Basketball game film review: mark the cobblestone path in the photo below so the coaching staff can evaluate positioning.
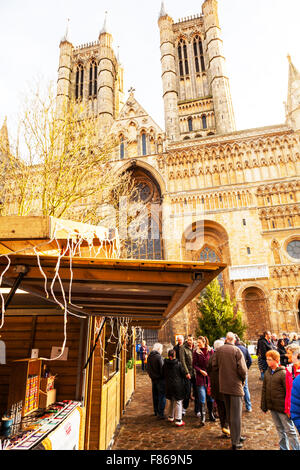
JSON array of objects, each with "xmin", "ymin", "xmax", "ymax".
[{"xmin": 112, "ymin": 361, "xmax": 280, "ymax": 451}]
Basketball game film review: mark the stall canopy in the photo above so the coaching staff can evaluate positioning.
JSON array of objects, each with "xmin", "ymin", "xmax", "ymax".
[{"xmin": 0, "ymin": 217, "xmax": 226, "ymax": 329}]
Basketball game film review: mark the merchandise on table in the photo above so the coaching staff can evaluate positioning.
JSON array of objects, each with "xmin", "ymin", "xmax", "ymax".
[
  {"xmin": 25, "ymin": 375, "xmax": 39, "ymax": 414},
  {"xmin": 0, "ymin": 400, "xmax": 80, "ymax": 450}
]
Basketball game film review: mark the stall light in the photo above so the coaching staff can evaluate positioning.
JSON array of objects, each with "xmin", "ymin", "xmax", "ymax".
[{"xmin": 0, "ymin": 288, "xmax": 29, "ymax": 294}]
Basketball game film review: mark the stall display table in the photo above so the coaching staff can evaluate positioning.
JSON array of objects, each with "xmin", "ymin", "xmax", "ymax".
[{"xmin": 0, "ymin": 400, "xmax": 84, "ymax": 450}]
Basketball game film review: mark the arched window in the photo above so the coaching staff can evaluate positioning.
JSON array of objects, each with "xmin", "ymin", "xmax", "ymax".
[
  {"xmin": 120, "ymin": 135, "xmax": 125, "ymax": 160},
  {"xmin": 125, "ymin": 170, "xmax": 164, "ymax": 261},
  {"xmin": 75, "ymin": 64, "xmax": 84, "ymax": 100},
  {"xmin": 141, "ymin": 132, "xmax": 147, "ymax": 156},
  {"xmin": 198, "ymin": 246, "xmax": 224, "ymax": 294},
  {"xmin": 188, "ymin": 117, "xmax": 193, "ymax": 132},
  {"xmin": 89, "ymin": 60, "xmax": 97, "ymax": 97},
  {"xmin": 199, "ymin": 246, "xmax": 220, "ymax": 263},
  {"xmin": 193, "ymin": 36, "xmax": 205, "ymax": 72},
  {"xmin": 202, "ymin": 115, "xmax": 207, "ymax": 129},
  {"xmin": 178, "ymin": 43, "xmax": 184, "ymax": 77},
  {"xmin": 178, "ymin": 39, "xmax": 189, "ymax": 76}
]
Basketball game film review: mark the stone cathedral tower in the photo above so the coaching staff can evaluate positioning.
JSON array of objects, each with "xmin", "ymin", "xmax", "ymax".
[
  {"xmin": 158, "ymin": 0, "xmax": 236, "ymax": 141},
  {"xmin": 56, "ymin": 15, "xmax": 124, "ymax": 138},
  {"xmin": 50, "ymin": 2, "xmax": 300, "ymax": 341}
]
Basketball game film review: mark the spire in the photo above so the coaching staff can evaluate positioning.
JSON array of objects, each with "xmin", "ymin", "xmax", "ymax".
[
  {"xmin": 99, "ymin": 11, "xmax": 112, "ymax": 47},
  {"xmin": 159, "ymin": 1, "xmax": 167, "ymax": 18},
  {"xmin": 100, "ymin": 11, "xmax": 108, "ymax": 35},
  {"xmin": 60, "ymin": 18, "xmax": 71, "ymax": 44},
  {"xmin": 287, "ymin": 54, "xmax": 300, "ymax": 84},
  {"xmin": 286, "ymin": 54, "xmax": 300, "ymax": 130},
  {"xmin": 0, "ymin": 117, "xmax": 10, "ymax": 155}
]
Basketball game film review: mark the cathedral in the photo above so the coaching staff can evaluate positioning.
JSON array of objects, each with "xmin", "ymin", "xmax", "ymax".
[{"xmin": 2, "ymin": 0, "xmax": 300, "ymax": 341}]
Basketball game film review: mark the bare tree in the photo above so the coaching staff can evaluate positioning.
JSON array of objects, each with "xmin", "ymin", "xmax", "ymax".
[{"xmin": 0, "ymin": 81, "xmax": 133, "ymax": 226}]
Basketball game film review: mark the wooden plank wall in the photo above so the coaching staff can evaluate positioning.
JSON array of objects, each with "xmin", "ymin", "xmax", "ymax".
[
  {"xmin": 124, "ymin": 368, "xmax": 135, "ymax": 406},
  {"xmin": 100, "ymin": 373, "xmax": 121, "ymax": 450},
  {"xmin": 0, "ymin": 314, "xmax": 85, "ymax": 415}
]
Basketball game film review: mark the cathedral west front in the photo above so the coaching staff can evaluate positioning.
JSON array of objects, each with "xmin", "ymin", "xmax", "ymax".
[{"xmin": 1, "ymin": 0, "xmax": 300, "ymax": 341}]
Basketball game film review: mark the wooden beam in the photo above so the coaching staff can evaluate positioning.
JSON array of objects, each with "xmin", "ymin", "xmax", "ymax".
[
  {"xmin": 67, "ymin": 293, "xmax": 172, "ymax": 302},
  {"xmin": 0, "ymin": 216, "xmax": 110, "ymax": 242},
  {"xmin": 0, "ymin": 216, "xmax": 51, "ymax": 241},
  {"xmin": 3, "ymin": 265, "xmax": 196, "ymax": 285},
  {"xmin": 77, "ymin": 304, "xmax": 166, "ymax": 311}
]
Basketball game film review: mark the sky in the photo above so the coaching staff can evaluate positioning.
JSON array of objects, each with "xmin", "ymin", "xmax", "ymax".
[{"xmin": 1, "ymin": 0, "xmax": 300, "ymax": 139}]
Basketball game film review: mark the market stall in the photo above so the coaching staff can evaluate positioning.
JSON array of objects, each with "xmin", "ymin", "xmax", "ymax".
[{"xmin": 0, "ymin": 216, "xmax": 226, "ymax": 450}]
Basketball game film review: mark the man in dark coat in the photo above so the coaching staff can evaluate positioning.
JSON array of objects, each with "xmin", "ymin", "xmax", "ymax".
[
  {"xmin": 146, "ymin": 343, "xmax": 166, "ymax": 419},
  {"xmin": 179, "ymin": 335, "xmax": 196, "ymax": 415},
  {"xmin": 282, "ymin": 333, "xmax": 290, "ymax": 346},
  {"xmin": 173, "ymin": 335, "xmax": 184, "ymax": 360},
  {"xmin": 257, "ymin": 331, "xmax": 276, "ymax": 379},
  {"xmin": 207, "ymin": 339, "xmax": 230, "ymax": 437},
  {"xmin": 162, "ymin": 349, "xmax": 186, "ymax": 427},
  {"xmin": 215, "ymin": 332, "xmax": 247, "ymax": 450}
]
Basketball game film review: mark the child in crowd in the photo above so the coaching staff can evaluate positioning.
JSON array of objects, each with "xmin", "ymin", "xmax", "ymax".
[
  {"xmin": 261, "ymin": 350, "xmax": 300, "ymax": 450},
  {"xmin": 162, "ymin": 349, "xmax": 186, "ymax": 427}
]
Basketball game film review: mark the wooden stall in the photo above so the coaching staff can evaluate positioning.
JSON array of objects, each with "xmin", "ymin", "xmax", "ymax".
[{"xmin": 0, "ymin": 216, "xmax": 226, "ymax": 450}]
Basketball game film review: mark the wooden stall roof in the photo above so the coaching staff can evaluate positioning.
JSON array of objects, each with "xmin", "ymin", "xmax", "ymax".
[
  {"xmin": 0, "ymin": 216, "xmax": 116, "ymax": 255},
  {"xmin": 0, "ymin": 217, "xmax": 226, "ymax": 329}
]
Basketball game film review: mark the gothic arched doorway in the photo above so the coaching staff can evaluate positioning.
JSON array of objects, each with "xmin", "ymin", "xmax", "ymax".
[
  {"xmin": 123, "ymin": 165, "xmax": 164, "ymax": 260},
  {"xmin": 242, "ymin": 287, "xmax": 271, "ymax": 338},
  {"xmin": 161, "ymin": 220, "xmax": 232, "ymax": 343},
  {"xmin": 182, "ymin": 220, "xmax": 231, "ymax": 295}
]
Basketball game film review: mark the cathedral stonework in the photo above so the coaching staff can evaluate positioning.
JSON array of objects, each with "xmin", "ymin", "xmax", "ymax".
[
  {"xmin": 2, "ymin": 1, "xmax": 299, "ymax": 341},
  {"xmin": 52, "ymin": 0, "xmax": 300, "ymax": 341}
]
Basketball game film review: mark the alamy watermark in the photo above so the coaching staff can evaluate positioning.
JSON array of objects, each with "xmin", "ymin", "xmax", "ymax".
[{"xmin": 97, "ymin": 197, "xmax": 205, "ymax": 251}]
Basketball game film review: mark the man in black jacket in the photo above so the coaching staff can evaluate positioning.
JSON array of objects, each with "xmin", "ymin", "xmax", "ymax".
[
  {"xmin": 147, "ymin": 343, "xmax": 166, "ymax": 419},
  {"xmin": 179, "ymin": 335, "xmax": 196, "ymax": 416},
  {"xmin": 174, "ymin": 335, "xmax": 184, "ymax": 360},
  {"xmin": 257, "ymin": 331, "xmax": 276, "ymax": 379}
]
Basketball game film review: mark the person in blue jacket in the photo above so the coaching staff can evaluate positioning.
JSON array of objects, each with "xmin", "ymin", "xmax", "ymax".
[
  {"xmin": 235, "ymin": 335, "xmax": 253, "ymax": 412},
  {"xmin": 291, "ymin": 373, "xmax": 300, "ymax": 433}
]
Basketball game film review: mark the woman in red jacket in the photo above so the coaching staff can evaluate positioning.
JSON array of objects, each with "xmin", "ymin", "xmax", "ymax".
[
  {"xmin": 285, "ymin": 344, "xmax": 300, "ymax": 417},
  {"xmin": 192, "ymin": 336, "xmax": 215, "ymax": 426}
]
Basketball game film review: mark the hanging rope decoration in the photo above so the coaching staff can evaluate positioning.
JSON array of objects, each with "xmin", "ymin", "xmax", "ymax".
[
  {"xmin": 97, "ymin": 316, "xmax": 144, "ymax": 365},
  {"xmin": 0, "ymin": 218, "xmax": 127, "ymax": 361},
  {"xmin": 0, "ymin": 255, "xmax": 11, "ymax": 329}
]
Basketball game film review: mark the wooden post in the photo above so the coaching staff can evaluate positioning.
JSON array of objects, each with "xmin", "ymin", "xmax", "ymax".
[
  {"xmin": 27, "ymin": 316, "xmax": 37, "ymax": 357},
  {"xmin": 119, "ymin": 325, "xmax": 126, "ymax": 416},
  {"xmin": 132, "ymin": 327, "xmax": 136, "ymax": 390},
  {"xmin": 83, "ymin": 317, "xmax": 105, "ymax": 450},
  {"xmin": 83, "ymin": 317, "xmax": 95, "ymax": 450}
]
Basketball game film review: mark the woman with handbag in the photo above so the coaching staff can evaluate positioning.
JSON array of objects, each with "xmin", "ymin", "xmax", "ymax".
[{"xmin": 192, "ymin": 336, "xmax": 215, "ymax": 426}]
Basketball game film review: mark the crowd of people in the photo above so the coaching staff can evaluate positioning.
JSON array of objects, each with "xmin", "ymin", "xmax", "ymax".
[{"xmin": 143, "ymin": 330, "xmax": 300, "ymax": 451}]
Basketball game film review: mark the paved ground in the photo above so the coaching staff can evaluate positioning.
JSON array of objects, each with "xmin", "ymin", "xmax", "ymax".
[{"xmin": 112, "ymin": 360, "xmax": 280, "ymax": 451}]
